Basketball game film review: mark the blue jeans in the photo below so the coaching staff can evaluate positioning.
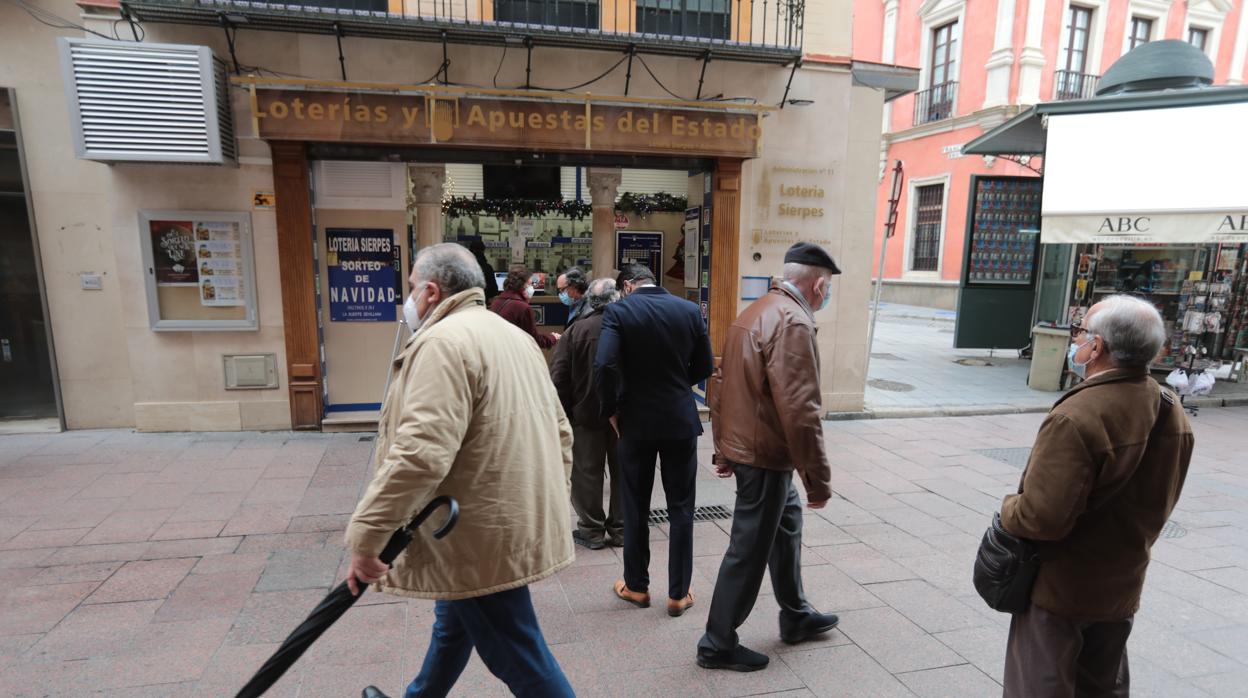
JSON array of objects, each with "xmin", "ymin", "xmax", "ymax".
[{"xmin": 404, "ymin": 585, "xmax": 574, "ymax": 698}]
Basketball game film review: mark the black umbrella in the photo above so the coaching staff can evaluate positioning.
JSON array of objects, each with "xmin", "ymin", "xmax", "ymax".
[{"xmin": 235, "ymin": 496, "xmax": 459, "ymax": 698}]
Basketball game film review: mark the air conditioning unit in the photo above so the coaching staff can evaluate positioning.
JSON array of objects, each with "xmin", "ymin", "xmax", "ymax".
[{"xmin": 58, "ymin": 38, "xmax": 237, "ymax": 165}]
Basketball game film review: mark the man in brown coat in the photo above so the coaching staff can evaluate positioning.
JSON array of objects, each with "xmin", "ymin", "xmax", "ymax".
[
  {"xmin": 550, "ymin": 277, "xmax": 624, "ymax": 550},
  {"xmin": 696, "ymin": 242, "xmax": 841, "ymax": 672},
  {"xmin": 1001, "ymin": 293, "xmax": 1194, "ymax": 696}
]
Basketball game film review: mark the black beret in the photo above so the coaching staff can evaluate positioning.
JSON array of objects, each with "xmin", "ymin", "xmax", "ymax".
[{"xmin": 783, "ymin": 242, "xmax": 841, "ymax": 274}]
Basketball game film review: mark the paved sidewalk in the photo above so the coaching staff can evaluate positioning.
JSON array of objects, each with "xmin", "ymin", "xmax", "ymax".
[{"xmin": 2, "ymin": 408, "xmax": 1247, "ymax": 696}]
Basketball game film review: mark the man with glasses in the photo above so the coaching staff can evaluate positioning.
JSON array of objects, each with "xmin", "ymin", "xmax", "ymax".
[{"xmin": 556, "ymin": 267, "xmax": 589, "ymax": 328}]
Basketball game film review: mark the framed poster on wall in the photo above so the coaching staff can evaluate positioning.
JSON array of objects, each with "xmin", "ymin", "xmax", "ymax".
[
  {"xmin": 325, "ymin": 228, "xmax": 398, "ymax": 322},
  {"xmin": 139, "ymin": 210, "xmax": 258, "ymax": 331},
  {"xmin": 616, "ymin": 231, "xmax": 664, "ymax": 274}
]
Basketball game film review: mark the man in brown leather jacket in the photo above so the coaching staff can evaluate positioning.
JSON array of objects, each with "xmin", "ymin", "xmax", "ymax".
[
  {"xmin": 696, "ymin": 242, "xmax": 840, "ymax": 673},
  {"xmin": 1001, "ymin": 294, "xmax": 1193, "ymax": 696}
]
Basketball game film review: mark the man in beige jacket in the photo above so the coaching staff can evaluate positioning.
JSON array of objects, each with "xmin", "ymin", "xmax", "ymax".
[{"xmin": 345, "ymin": 244, "xmax": 575, "ymax": 698}]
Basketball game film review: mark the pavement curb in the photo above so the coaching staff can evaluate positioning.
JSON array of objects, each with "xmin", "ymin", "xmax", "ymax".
[{"xmin": 830, "ymin": 394, "xmax": 1248, "ymax": 420}]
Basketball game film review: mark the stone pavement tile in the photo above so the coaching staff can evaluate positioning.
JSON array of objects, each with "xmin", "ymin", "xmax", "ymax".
[
  {"xmin": 226, "ymin": 588, "xmax": 329, "ymax": 645},
  {"xmin": 894, "ymin": 553, "xmax": 972, "ymax": 594},
  {"xmin": 143, "ymin": 536, "xmax": 240, "ymax": 560},
  {"xmin": 1193, "ymin": 566, "xmax": 1248, "ymax": 595},
  {"xmin": 1146, "ymin": 562, "xmax": 1245, "ymax": 605},
  {"xmin": 165, "ymin": 492, "xmax": 247, "ymax": 523},
  {"xmin": 0, "ymin": 581, "xmax": 99, "ymax": 635},
  {"xmin": 25, "ymin": 560, "xmax": 122, "ymax": 586},
  {"xmin": 80, "ymin": 508, "xmax": 176, "ymax": 545},
  {"xmin": 302, "ymin": 659, "xmax": 405, "ymax": 697},
  {"xmin": 838, "ymin": 606, "xmax": 965, "ymax": 674},
  {"xmin": 1127, "ymin": 619, "xmax": 1243, "ymax": 678},
  {"xmin": 26, "ymin": 599, "xmax": 160, "ymax": 661},
  {"xmin": 566, "ymin": 543, "xmax": 620, "ymax": 569},
  {"xmin": 264, "ymin": 459, "xmax": 324, "ymax": 480},
  {"xmin": 42, "ymin": 541, "xmax": 150, "ymax": 566},
  {"xmin": 154, "ymin": 462, "xmax": 216, "ymax": 486},
  {"xmin": 1192, "ymin": 624, "xmax": 1248, "ymax": 665},
  {"xmin": 1128, "ymin": 658, "xmax": 1215, "ymax": 697},
  {"xmin": 894, "ymin": 491, "xmax": 979, "ymax": 520},
  {"xmin": 0, "ymin": 526, "xmax": 92, "ymax": 550},
  {"xmin": 819, "ymin": 543, "xmax": 918, "ymax": 585},
  {"xmin": 85, "ymin": 557, "xmax": 196, "ymax": 604},
  {"xmin": 193, "ymin": 641, "xmax": 302, "ymax": 697},
  {"xmin": 149, "ymin": 519, "xmax": 226, "ymax": 541},
  {"xmin": 911, "ymin": 480, "xmax": 1002, "ymax": 518},
  {"xmin": 297, "ymin": 485, "xmax": 362, "ymax": 516},
  {"xmin": 530, "ymin": 584, "xmax": 582, "ymax": 646},
  {"xmin": 692, "ymin": 521, "xmax": 731, "ymax": 557},
  {"xmin": 0, "ymin": 486, "xmax": 84, "ymax": 517},
  {"xmin": 898, "ymin": 663, "xmax": 1000, "ymax": 697},
  {"xmin": 738, "ymin": 593, "xmax": 852, "ymax": 656},
  {"xmin": 842, "ymin": 522, "xmax": 934, "ymax": 559},
  {"xmin": 235, "ymin": 530, "xmax": 332, "ymax": 554},
  {"xmin": 559, "ymin": 561, "xmax": 637, "ymax": 614},
  {"xmin": 1137, "ymin": 585, "xmax": 1240, "ymax": 632},
  {"xmin": 797, "ymin": 562, "xmax": 886, "ymax": 614},
  {"xmin": 309, "ymin": 464, "xmax": 365, "ymax": 487},
  {"xmin": 121, "ymin": 482, "xmax": 200, "ymax": 511},
  {"xmin": 873, "ymin": 507, "xmax": 961, "ymax": 538},
  {"xmin": 94, "ymin": 681, "xmax": 198, "ymax": 697},
  {"xmin": 156, "ymin": 568, "xmax": 261, "ymax": 622},
  {"xmin": 932, "ymin": 624, "xmax": 1008, "ymax": 684},
  {"xmin": 923, "ymin": 532, "xmax": 981, "ymax": 559},
  {"xmin": 0, "ymin": 515, "xmax": 36, "ymax": 543},
  {"xmin": 79, "ymin": 617, "xmax": 233, "ymax": 691},
  {"xmin": 191, "ymin": 551, "xmax": 271, "ymax": 575},
  {"xmin": 222, "ymin": 502, "xmax": 299, "ymax": 537},
  {"xmin": 596, "ymin": 664, "xmax": 712, "ymax": 698},
  {"xmin": 77, "ymin": 472, "xmax": 159, "ymax": 500},
  {"xmin": 193, "ymin": 467, "xmax": 264, "ymax": 495},
  {"xmin": 286, "ymin": 513, "xmax": 350, "ymax": 533},
  {"xmin": 1191, "ymin": 669, "xmax": 1248, "ymax": 698},
  {"xmin": 245, "ymin": 477, "xmax": 313, "ymax": 505},
  {"xmin": 865, "ymin": 580, "xmax": 987, "ymax": 634},
  {"xmin": 254, "ymin": 548, "xmax": 342, "ymax": 592},
  {"xmin": 801, "ymin": 514, "xmax": 856, "ymax": 547},
  {"xmin": 816, "ymin": 499, "xmax": 881, "ymax": 527},
  {"xmin": 25, "ymin": 498, "xmax": 126, "ymax": 532},
  {"xmin": 0, "ymin": 566, "xmax": 41, "ymax": 587},
  {"xmin": 781, "ymin": 643, "xmax": 912, "ymax": 698},
  {"xmin": 856, "ymin": 468, "xmax": 926, "ymax": 495},
  {"xmin": 698, "ymin": 651, "xmax": 807, "ymax": 697},
  {"xmin": 832, "ymin": 482, "xmax": 903, "ymax": 512},
  {"xmin": 304, "ymin": 600, "xmax": 404, "ymax": 667}
]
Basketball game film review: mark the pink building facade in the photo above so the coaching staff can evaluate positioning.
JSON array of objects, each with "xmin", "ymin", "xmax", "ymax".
[{"xmin": 855, "ymin": 0, "xmax": 1248, "ymax": 308}]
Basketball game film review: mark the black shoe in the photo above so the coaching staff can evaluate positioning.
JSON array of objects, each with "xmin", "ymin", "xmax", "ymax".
[
  {"xmin": 780, "ymin": 611, "xmax": 840, "ymax": 645},
  {"xmin": 362, "ymin": 687, "xmax": 390, "ymax": 698},
  {"xmin": 606, "ymin": 535, "xmax": 624, "ymax": 548},
  {"xmin": 573, "ymin": 530, "xmax": 606, "ymax": 550},
  {"xmin": 696, "ymin": 645, "xmax": 770, "ymax": 672}
]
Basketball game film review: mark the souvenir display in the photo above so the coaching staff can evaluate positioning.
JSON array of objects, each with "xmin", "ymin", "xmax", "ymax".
[{"xmin": 966, "ymin": 178, "xmax": 1042, "ymax": 286}]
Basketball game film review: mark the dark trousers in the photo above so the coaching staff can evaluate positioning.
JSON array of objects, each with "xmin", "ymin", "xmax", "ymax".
[
  {"xmin": 616, "ymin": 435, "xmax": 697, "ymax": 601},
  {"xmin": 404, "ymin": 585, "xmax": 574, "ymax": 698},
  {"xmin": 699, "ymin": 463, "xmax": 814, "ymax": 652},
  {"xmin": 571, "ymin": 425, "xmax": 623, "ymax": 544},
  {"xmin": 1004, "ymin": 604, "xmax": 1133, "ymax": 698}
]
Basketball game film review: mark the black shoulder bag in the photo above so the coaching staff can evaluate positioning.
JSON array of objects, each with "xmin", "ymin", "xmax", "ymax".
[{"xmin": 973, "ymin": 383, "xmax": 1175, "ymax": 614}]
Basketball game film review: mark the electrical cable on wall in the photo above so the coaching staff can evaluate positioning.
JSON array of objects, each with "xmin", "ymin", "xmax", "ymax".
[{"xmin": 7, "ymin": 0, "xmax": 119, "ymax": 41}]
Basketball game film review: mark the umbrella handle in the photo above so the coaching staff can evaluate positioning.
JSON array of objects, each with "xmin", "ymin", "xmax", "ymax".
[{"xmin": 410, "ymin": 495, "xmax": 459, "ymax": 540}]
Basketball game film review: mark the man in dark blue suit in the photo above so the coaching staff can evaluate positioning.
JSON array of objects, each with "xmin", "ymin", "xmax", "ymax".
[{"xmin": 595, "ymin": 264, "xmax": 714, "ymax": 617}]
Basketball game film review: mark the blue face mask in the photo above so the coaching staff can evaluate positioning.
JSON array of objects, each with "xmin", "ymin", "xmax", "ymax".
[
  {"xmin": 818, "ymin": 285, "xmax": 832, "ymax": 312},
  {"xmin": 559, "ymin": 291, "xmax": 572, "ymax": 306},
  {"xmin": 1068, "ymin": 337, "xmax": 1094, "ymax": 378}
]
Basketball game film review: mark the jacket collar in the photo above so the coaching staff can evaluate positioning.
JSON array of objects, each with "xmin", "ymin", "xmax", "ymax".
[
  {"xmin": 630, "ymin": 285, "xmax": 668, "ymax": 296},
  {"xmin": 497, "ymin": 289, "xmax": 527, "ymax": 302},
  {"xmin": 403, "ymin": 288, "xmax": 486, "ymax": 349},
  {"xmin": 773, "ymin": 281, "xmax": 814, "ymax": 321},
  {"xmin": 1053, "ymin": 366, "xmax": 1151, "ymax": 409}
]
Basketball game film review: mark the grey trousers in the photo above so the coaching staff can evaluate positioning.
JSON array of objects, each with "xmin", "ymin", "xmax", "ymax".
[
  {"xmin": 1004, "ymin": 604, "xmax": 1132, "ymax": 698},
  {"xmin": 570, "ymin": 424, "xmax": 623, "ymax": 544},
  {"xmin": 699, "ymin": 463, "xmax": 813, "ymax": 653}
]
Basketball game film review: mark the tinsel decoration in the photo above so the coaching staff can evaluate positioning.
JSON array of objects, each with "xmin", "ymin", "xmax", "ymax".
[
  {"xmin": 442, "ymin": 196, "xmax": 593, "ymax": 221},
  {"xmin": 616, "ymin": 192, "xmax": 689, "ymax": 215}
]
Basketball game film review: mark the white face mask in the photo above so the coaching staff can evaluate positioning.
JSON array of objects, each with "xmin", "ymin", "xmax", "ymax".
[
  {"xmin": 1067, "ymin": 336, "xmax": 1095, "ymax": 378},
  {"xmin": 402, "ymin": 293, "xmax": 421, "ymax": 332},
  {"xmin": 524, "ymin": 286, "xmax": 534, "ymax": 300}
]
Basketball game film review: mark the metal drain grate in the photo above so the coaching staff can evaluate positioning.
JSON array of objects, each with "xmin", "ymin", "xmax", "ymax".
[
  {"xmin": 648, "ymin": 504, "xmax": 732, "ymax": 526},
  {"xmin": 868, "ymin": 378, "xmax": 916, "ymax": 392},
  {"xmin": 871, "ymin": 353, "xmax": 906, "ymax": 361},
  {"xmin": 1160, "ymin": 520, "xmax": 1187, "ymax": 539},
  {"xmin": 973, "ymin": 447, "xmax": 1033, "ymax": 469}
]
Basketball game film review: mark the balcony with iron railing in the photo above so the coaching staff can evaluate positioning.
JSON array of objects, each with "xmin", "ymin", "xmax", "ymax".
[
  {"xmin": 1051, "ymin": 70, "xmax": 1100, "ymax": 101},
  {"xmin": 121, "ymin": 0, "xmax": 806, "ymax": 64},
  {"xmin": 912, "ymin": 81, "xmax": 956, "ymax": 126}
]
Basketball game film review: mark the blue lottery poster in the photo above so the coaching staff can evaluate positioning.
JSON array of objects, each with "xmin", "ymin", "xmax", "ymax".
[
  {"xmin": 616, "ymin": 231, "xmax": 664, "ymax": 274},
  {"xmin": 326, "ymin": 228, "xmax": 397, "ymax": 322}
]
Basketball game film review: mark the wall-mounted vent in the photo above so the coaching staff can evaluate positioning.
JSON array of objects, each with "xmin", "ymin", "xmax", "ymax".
[
  {"xmin": 58, "ymin": 38, "xmax": 236, "ymax": 165},
  {"xmin": 312, "ymin": 161, "xmax": 407, "ymax": 210}
]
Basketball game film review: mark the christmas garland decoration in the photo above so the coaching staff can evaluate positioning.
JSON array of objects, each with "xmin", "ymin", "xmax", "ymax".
[
  {"xmin": 616, "ymin": 192, "xmax": 689, "ymax": 215},
  {"xmin": 442, "ymin": 196, "xmax": 593, "ymax": 220}
]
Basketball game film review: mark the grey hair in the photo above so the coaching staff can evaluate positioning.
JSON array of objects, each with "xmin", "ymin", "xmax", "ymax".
[
  {"xmin": 585, "ymin": 278, "xmax": 619, "ymax": 310},
  {"xmin": 562, "ymin": 267, "xmax": 589, "ymax": 293},
  {"xmin": 783, "ymin": 262, "xmax": 827, "ymax": 283},
  {"xmin": 1086, "ymin": 294, "xmax": 1166, "ymax": 368},
  {"xmin": 413, "ymin": 243, "xmax": 485, "ymax": 295}
]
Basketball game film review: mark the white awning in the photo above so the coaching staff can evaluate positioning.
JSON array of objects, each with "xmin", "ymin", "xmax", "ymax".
[{"xmin": 1040, "ymin": 101, "xmax": 1248, "ymax": 243}]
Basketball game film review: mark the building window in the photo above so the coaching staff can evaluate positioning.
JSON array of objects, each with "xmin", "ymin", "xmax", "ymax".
[
  {"xmin": 930, "ymin": 21, "xmax": 958, "ymax": 89},
  {"xmin": 910, "ymin": 184, "xmax": 944, "ymax": 272},
  {"xmin": 495, "ymin": 0, "xmax": 599, "ymax": 30},
  {"xmin": 636, "ymin": 0, "xmax": 730, "ymax": 41},
  {"xmin": 1062, "ymin": 6, "xmax": 1093, "ymax": 74},
  {"xmin": 1129, "ymin": 16, "xmax": 1153, "ymax": 50},
  {"xmin": 1189, "ymin": 26, "xmax": 1210, "ymax": 52}
]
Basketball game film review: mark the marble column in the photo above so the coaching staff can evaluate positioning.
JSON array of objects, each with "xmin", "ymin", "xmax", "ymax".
[
  {"xmin": 408, "ymin": 164, "xmax": 446, "ymax": 252},
  {"xmin": 587, "ymin": 168, "xmax": 622, "ymax": 278}
]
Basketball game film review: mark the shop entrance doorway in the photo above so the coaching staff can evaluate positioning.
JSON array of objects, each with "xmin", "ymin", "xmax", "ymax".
[{"xmin": 0, "ymin": 89, "xmax": 60, "ymax": 425}]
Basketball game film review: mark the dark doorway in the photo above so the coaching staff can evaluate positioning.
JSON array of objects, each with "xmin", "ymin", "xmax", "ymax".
[{"xmin": 0, "ymin": 90, "xmax": 58, "ymax": 421}]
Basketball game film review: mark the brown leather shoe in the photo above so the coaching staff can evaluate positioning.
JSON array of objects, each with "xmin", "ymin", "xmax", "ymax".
[
  {"xmin": 667, "ymin": 592, "xmax": 695, "ymax": 617},
  {"xmin": 613, "ymin": 580, "xmax": 651, "ymax": 608}
]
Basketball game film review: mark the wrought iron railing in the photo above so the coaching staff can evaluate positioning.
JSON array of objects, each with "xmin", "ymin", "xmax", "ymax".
[
  {"xmin": 1051, "ymin": 70, "xmax": 1100, "ymax": 101},
  {"xmin": 122, "ymin": 0, "xmax": 805, "ymax": 61},
  {"xmin": 912, "ymin": 81, "xmax": 956, "ymax": 126}
]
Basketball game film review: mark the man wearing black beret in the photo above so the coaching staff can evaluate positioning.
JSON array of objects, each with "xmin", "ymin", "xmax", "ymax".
[{"xmin": 697, "ymin": 242, "xmax": 841, "ymax": 672}]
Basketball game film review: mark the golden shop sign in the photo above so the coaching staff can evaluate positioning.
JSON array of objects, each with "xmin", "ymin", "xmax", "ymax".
[{"xmin": 250, "ymin": 89, "xmax": 762, "ymax": 158}]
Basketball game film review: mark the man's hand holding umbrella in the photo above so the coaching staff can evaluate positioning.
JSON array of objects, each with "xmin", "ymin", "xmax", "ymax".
[{"xmin": 347, "ymin": 553, "xmax": 390, "ymax": 596}]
